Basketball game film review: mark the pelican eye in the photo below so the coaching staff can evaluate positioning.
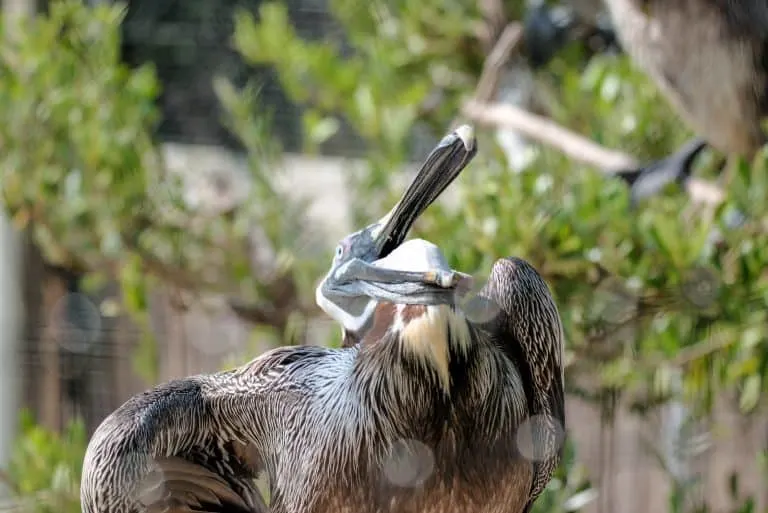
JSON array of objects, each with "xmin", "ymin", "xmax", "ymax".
[{"xmin": 335, "ymin": 245, "xmax": 344, "ymax": 259}]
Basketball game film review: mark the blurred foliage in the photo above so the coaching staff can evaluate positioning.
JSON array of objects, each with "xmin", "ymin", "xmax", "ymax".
[
  {"xmin": 235, "ymin": 0, "xmax": 768, "ymax": 509},
  {"xmin": 1, "ymin": 0, "xmax": 768, "ymax": 512},
  {"xmin": 232, "ymin": 0, "xmax": 486, "ymax": 221},
  {"xmin": 0, "ymin": 411, "xmax": 84, "ymax": 513},
  {"xmin": 0, "ymin": 0, "xmax": 326, "ymax": 382},
  {"xmin": 233, "ymin": 0, "xmax": 768, "ymax": 416},
  {"xmin": 531, "ymin": 440, "xmax": 596, "ymax": 513}
]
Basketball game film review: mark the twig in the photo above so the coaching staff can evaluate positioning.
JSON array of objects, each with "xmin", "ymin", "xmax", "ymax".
[
  {"xmin": 473, "ymin": 23, "xmax": 524, "ymax": 103},
  {"xmin": 117, "ymin": 218, "xmax": 308, "ymax": 333},
  {"xmin": 462, "ymin": 99, "xmax": 726, "ymax": 206},
  {"xmin": 450, "ymin": 22, "xmax": 524, "ymax": 132},
  {"xmin": 568, "ymin": 330, "xmax": 737, "ymax": 375},
  {"xmin": 476, "ymin": 0, "xmax": 508, "ymax": 52},
  {"xmin": 660, "ymin": 332, "xmax": 736, "ymax": 369},
  {"xmin": 464, "ymin": 99, "xmax": 636, "ymax": 168}
]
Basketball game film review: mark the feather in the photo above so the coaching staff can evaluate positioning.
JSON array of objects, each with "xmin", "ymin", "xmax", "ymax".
[
  {"xmin": 82, "ymin": 257, "xmax": 564, "ymax": 513},
  {"xmin": 134, "ymin": 456, "xmax": 261, "ymax": 513}
]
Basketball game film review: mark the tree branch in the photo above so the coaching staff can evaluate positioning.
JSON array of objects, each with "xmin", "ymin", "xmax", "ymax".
[
  {"xmin": 464, "ymin": 99, "xmax": 636, "ymax": 168},
  {"xmin": 656, "ymin": 331, "xmax": 736, "ymax": 369},
  {"xmin": 116, "ymin": 215, "xmax": 312, "ymax": 336},
  {"xmin": 462, "ymin": 99, "xmax": 726, "ymax": 206},
  {"xmin": 473, "ymin": 23, "xmax": 523, "ymax": 103},
  {"xmin": 475, "ymin": 0, "xmax": 508, "ymax": 53}
]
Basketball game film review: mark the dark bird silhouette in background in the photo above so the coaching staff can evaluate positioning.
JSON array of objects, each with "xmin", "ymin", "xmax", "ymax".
[
  {"xmin": 524, "ymin": 0, "xmax": 620, "ymax": 69},
  {"xmin": 80, "ymin": 125, "xmax": 565, "ymax": 513}
]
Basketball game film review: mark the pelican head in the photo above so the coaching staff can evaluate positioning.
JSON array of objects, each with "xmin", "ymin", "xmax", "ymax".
[{"xmin": 316, "ymin": 125, "xmax": 478, "ymax": 336}]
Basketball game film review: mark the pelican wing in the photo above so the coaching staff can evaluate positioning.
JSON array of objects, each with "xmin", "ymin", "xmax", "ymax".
[
  {"xmin": 475, "ymin": 257, "xmax": 566, "ymax": 510},
  {"xmin": 82, "ymin": 346, "xmax": 331, "ymax": 513},
  {"xmin": 135, "ymin": 455, "xmax": 268, "ymax": 513}
]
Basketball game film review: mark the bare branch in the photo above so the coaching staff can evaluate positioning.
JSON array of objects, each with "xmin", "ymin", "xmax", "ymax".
[
  {"xmin": 450, "ymin": 22, "xmax": 523, "ymax": 131},
  {"xmin": 462, "ymin": 99, "xmax": 725, "ymax": 206},
  {"xmin": 665, "ymin": 333, "xmax": 736, "ymax": 368},
  {"xmin": 683, "ymin": 179, "xmax": 725, "ymax": 206},
  {"xmin": 116, "ymin": 215, "xmax": 310, "ymax": 335},
  {"xmin": 473, "ymin": 23, "xmax": 524, "ymax": 103},
  {"xmin": 476, "ymin": 0, "xmax": 508, "ymax": 52},
  {"xmin": 464, "ymin": 99, "xmax": 638, "ymax": 169}
]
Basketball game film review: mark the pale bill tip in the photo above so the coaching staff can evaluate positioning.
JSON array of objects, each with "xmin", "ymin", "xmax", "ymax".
[{"xmin": 453, "ymin": 124, "xmax": 475, "ymax": 151}]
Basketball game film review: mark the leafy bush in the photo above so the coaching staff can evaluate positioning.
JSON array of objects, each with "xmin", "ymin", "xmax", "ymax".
[
  {"xmin": 233, "ymin": 0, "xmax": 768, "ymax": 417},
  {"xmin": 0, "ymin": 411, "xmax": 85, "ymax": 513},
  {"xmin": 0, "ymin": 0, "xmax": 325, "ymax": 380},
  {"xmin": 234, "ymin": 1, "xmax": 768, "ymax": 509}
]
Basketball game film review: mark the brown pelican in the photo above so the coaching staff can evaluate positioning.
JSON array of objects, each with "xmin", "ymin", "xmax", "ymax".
[
  {"xmin": 603, "ymin": 0, "xmax": 768, "ymax": 201},
  {"xmin": 80, "ymin": 125, "xmax": 565, "ymax": 513}
]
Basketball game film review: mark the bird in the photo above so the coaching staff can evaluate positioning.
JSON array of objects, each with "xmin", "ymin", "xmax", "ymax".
[
  {"xmin": 523, "ymin": 1, "xmax": 619, "ymax": 69},
  {"xmin": 80, "ymin": 124, "xmax": 566, "ymax": 513},
  {"xmin": 602, "ymin": 0, "xmax": 768, "ymax": 201}
]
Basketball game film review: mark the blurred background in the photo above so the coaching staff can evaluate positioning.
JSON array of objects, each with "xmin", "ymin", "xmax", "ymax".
[{"xmin": 0, "ymin": 0, "xmax": 767, "ymax": 512}]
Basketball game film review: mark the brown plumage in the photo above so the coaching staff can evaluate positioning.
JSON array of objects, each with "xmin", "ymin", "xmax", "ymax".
[
  {"xmin": 605, "ymin": 0, "xmax": 768, "ymax": 199},
  {"xmin": 81, "ymin": 125, "xmax": 564, "ymax": 513},
  {"xmin": 80, "ymin": 258, "xmax": 565, "ymax": 513},
  {"xmin": 136, "ymin": 455, "xmax": 268, "ymax": 513}
]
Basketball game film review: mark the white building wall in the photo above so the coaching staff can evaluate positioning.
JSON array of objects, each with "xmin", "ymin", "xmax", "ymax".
[
  {"xmin": 1, "ymin": 0, "xmax": 34, "ymax": 495},
  {"xmin": 0, "ymin": 215, "xmax": 22, "ymax": 495}
]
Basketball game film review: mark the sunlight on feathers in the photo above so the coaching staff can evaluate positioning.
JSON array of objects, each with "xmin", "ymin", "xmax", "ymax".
[{"xmin": 393, "ymin": 304, "xmax": 471, "ymax": 393}]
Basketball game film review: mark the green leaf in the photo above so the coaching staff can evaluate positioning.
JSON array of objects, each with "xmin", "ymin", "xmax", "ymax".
[
  {"xmin": 303, "ymin": 110, "xmax": 340, "ymax": 151},
  {"xmin": 739, "ymin": 375, "xmax": 761, "ymax": 413}
]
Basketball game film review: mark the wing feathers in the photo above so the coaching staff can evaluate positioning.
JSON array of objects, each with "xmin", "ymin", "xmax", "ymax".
[{"xmin": 135, "ymin": 456, "xmax": 265, "ymax": 513}]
